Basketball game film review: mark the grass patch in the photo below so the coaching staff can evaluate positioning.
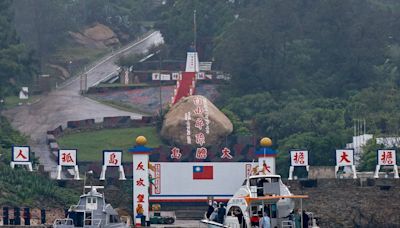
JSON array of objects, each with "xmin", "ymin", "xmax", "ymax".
[
  {"xmin": 86, "ymin": 96, "xmax": 151, "ymax": 115},
  {"xmin": 53, "ymin": 44, "xmax": 111, "ymax": 64},
  {"xmin": 57, "ymin": 127, "xmax": 163, "ymax": 162},
  {"xmin": 96, "ymin": 83, "xmax": 150, "ymax": 88},
  {"xmin": 3, "ymin": 95, "xmax": 41, "ymax": 109}
]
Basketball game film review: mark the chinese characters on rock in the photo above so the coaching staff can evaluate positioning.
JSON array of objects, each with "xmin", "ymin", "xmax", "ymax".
[
  {"xmin": 192, "ymin": 97, "xmax": 210, "ymax": 157},
  {"xmin": 170, "ymin": 147, "xmax": 182, "ymax": 160}
]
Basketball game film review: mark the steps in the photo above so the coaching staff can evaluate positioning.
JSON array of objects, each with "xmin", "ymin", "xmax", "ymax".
[
  {"xmin": 172, "ymin": 72, "xmax": 196, "ymax": 105},
  {"xmin": 160, "ymin": 205, "xmax": 207, "ymax": 220}
]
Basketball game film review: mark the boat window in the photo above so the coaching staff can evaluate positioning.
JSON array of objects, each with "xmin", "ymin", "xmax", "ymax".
[
  {"xmin": 242, "ymin": 179, "xmax": 247, "ymax": 186},
  {"xmin": 85, "ymin": 212, "xmax": 92, "ymax": 225},
  {"xmin": 109, "ymin": 215, "xmax": 120, "ymax": 223},
  {"xmin": 92, "ymin": 198, "xmax": 97, "ymax": 204},
  {"xmin": 250, "ymin": 178, "xmax": 258, "ymax": 186},
  {"xmin": 87, "ymin": 198, "xmax": 91, "ymax": 203},
  {"xmin": 271, "ymin": 177, "xmax": 279, "ymax": 182}
]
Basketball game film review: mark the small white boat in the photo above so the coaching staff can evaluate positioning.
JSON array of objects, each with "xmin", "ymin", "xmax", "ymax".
[{"xmin": 53, "ymin": 186, "xmax": 129, "ymax": 228}]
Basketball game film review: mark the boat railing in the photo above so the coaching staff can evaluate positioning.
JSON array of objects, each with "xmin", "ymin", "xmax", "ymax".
[
  {"xmin": 53, "ymin": 218, "xmax": 74, "ymax": 226},
  {"xmin": 281, "ymin": 220, "xmax": 294, "ymax": 227},
  {"xmin": 107, "ymin": 223, "xmax": 128, "ymax": 228},
  {"xmin": 84, "ymin": 218, "xmax": 102, "ymax": 227},
  {"xmin": 69, "ymin": 204, "xmax": 109, "ymax": 212}
]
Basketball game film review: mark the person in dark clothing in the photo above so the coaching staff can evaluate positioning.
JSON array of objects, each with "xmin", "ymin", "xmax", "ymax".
[
  {"xmin": 206, "ymin": 200, "xmax": 214, "ymax": 219},
  {"xmin": 302, "ymin": 210, "xmax": 309, "ymax": 228},
  {"xmin": 217, "ymin": 202, "xmax": 226, "ymax": 224}
]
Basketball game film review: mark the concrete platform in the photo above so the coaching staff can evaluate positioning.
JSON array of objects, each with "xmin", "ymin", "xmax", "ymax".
[{"xmin": 149, "ymin": 219, "xmax": 207, "ymax": 228}]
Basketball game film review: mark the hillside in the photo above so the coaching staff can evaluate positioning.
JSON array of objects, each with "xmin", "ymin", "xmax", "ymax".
[
  {"xmin": 0, "ymin": 116, "xmax": 79, "ymax": 207},
  {"xmin": 156, "ymin": 0, "xmax": 400, "ymax": 173}
]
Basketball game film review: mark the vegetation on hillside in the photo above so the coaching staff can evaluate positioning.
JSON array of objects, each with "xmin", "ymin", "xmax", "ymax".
[
  {"xmin": 156, "ymin": 0, "xmax": 400, "ymax": 174},
  {"xmin": 0, "ymin": 0, "xmax": 37, "ymax": 98},
  {"xmin": 0, "ymin": 116, "xmax": 79, "ymax": 207}
]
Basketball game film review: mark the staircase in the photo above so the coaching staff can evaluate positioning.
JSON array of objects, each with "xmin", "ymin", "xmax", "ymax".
[
  {"xmin": 160, "ymin": 204, "xmax": 207, "ymax": 220},
  {"xmin": 170, "ymin": 49, "xmax": 199, "ymax": 105},
  {"xmin": 171, "ymin": 72, "xmax": 196, "ymax": 105}
]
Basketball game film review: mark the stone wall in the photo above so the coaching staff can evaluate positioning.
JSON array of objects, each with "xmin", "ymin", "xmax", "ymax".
[{"xmin": 284, "ymin": 178, "xmax": 400, "ymax": 227}]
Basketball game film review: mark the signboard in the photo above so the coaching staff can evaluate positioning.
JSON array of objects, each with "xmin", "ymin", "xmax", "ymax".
[
  {"xmin": 196, "ymin": 72, "xmax": 205, "ymax": 80},
  {"xmin": 103, "ymin": 151, "xmax": 122, "ymax": 167},
  {"xmin": 160, "ymin": 74, "xmax": 171, "ymax": 81},
  {"xmin": 377, "ymin": 149, "xmax": 396, "ymax": 165},
  {"xmin": 172, "ymin": 72, "xmax": 180, "ymax": 80},
  {"xmin": 290, "ymin": 150, "xmax": 308, "ymax": 166},
  {"xmin": 58, "ymin": 149, "xmax": 77, "ymax": 166},
  {"xmin": 12, "ymin": 146, "xmax": 30, "ymax": 162},
  {"xmin": 336, "ymin": 149, "xmax": 354, "ymax": 166},
  {"xmin": 199, "ymin": 62, "xmax": 212, "ymax": 71},
  {"xmin": 19, "ymin": 87, "xmax": 28, "ymax": 99},
  {"xmin": 152, "ymin": 73, "xmax": 160, "ymax": 80},
  {"xmin": 133, "ymin": 154, "xmax": 149, "ymax": 221}
]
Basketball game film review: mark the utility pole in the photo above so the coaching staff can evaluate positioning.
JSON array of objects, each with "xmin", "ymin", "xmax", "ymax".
[
  {"xmin": 158, "ymin": 51, "xmax": 162, "ymax": 116},
  {"xmin": 193, "ymin": 10, "xmax": 197, "ymax": 50}
]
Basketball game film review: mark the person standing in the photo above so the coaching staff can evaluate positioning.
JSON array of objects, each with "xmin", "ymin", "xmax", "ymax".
[
  {"xmin": 206, "ymin": 200, "xmax": 214, "ymax": 219},
  {"xmin": 259, "ymin": 211, "xmax": 271, "ymax": 228},
  {"xmin": 217, "ymin": 202, "xmax": 226, "ymax": 224},
  {"xmin": 302, "ymin": 210, "xmax": 309, "ymax": 228},
  {"xmin": 293, "ymin": 209, "xmax": 301, "ymax": 228}
]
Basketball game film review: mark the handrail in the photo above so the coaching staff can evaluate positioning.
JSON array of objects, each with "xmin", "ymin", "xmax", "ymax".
[
  {"xmin": 85, "ymin": 218, "xmax": 102, "ymax": 227},
  {"xmin": 281, "ymin": 220, "xmax": 294, "ymax": 227},
  {"xmin": 53, "ymin": 218, "xmax": 74, "ymax": 226}
]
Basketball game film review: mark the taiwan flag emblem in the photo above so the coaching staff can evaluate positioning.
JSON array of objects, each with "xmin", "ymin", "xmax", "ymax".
[{"xmin": 193, "ymin": 166, "xmax": 213, "ymax": 180}]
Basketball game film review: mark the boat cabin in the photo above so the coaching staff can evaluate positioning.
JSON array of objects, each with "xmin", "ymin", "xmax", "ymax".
[{"xmin": 53, "ymin": 186, "xmax": 128, "ymax": 228}]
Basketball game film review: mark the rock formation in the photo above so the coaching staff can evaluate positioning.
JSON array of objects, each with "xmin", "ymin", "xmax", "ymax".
[
  {"xmin": 69, "ymin": 23, "xmax": 120, "ymax": 49},
  {"xmin": 161, "ymin": 95, "xmax": 233, "ymax": 147}
]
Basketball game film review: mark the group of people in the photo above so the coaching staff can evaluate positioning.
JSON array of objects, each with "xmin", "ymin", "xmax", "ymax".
[
  {"xmin": 291, "ymin": 209, "xmax": 310, "ymax": 228},
  {"xmin": 206, "ymin": 200, "xmax": 226, "ymax": 224},
  {"xmin": 250, "ymin": 208, "xmax": 271, "ymax": 228},
  {"xmin": 205, "ymin": 201, "xmax": 310, "ymax": 228}
]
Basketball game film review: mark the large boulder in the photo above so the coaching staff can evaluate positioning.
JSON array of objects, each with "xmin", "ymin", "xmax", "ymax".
[
  {"xmin": 69, "ymin": 23, "xmax": 120, "ymax": 48},
  {"xmin": 83, "ymin": 23, "xmax": 118, "ymax": 42},
  {"xmin": 161, "ymin": 95, "xmax": 233, "ymax": 147}
]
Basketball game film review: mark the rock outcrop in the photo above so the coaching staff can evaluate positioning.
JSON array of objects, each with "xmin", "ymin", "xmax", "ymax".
[
  {"xmin": 161, "ymin": 95, "xmax": 233, "ymax": 146},
  {"xmin": 69, "ymin": 23, "xmax": 119, "ymax": 49}
]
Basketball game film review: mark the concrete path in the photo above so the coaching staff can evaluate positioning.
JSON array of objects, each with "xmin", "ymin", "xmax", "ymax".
[
  {"xmin": 150, "ymin": 220, "xmax": 207, "ymax": 228},
  {"xmin": 2, "ymin": 31, "xmax": 163, "ymax": 178}
]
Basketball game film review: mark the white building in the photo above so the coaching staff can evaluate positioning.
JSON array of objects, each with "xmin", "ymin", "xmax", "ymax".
[
  {"xmin": 346, "ymin": 134, "xmax": 400, "ymax": 166},
  {"xmin": 346, "ymin": 134, "xmax": 373, "ymax": 165}
]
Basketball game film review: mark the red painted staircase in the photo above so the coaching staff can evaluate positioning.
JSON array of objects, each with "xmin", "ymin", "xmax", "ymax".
[{"xmin": 171, "ymin": 72, "xmax": 196, "ymax": 105}]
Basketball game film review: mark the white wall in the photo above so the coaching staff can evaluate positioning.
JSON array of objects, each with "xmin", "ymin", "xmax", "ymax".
[{"xmin": 151, "ymin": 162, "xmax": 252, "ymax": 199}]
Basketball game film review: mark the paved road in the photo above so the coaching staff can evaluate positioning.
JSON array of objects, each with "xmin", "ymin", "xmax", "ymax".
[{"xmin": 2, "ymin": 31, "xmax": 163, "ymax": 177}]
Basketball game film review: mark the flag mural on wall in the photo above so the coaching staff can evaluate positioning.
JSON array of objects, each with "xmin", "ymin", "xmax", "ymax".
[{"xmin": 193, "ymin": 165, "xmax": 213, "ymax": 180}]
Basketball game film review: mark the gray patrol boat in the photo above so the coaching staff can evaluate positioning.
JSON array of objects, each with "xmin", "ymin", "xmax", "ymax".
[{"xmin": 53, "ymin": 186, "xmax": 129, "ymax": 228}]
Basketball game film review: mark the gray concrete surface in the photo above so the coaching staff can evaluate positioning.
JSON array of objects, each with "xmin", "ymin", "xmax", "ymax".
[
  {"xmin": 150, "ymin": 220, "xmax": 207, "ymax": 228},
  {"xmin": 2, "ymin": 31, "xmax": 163, "ymax": 178}
]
